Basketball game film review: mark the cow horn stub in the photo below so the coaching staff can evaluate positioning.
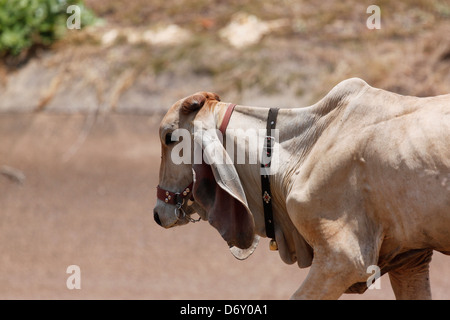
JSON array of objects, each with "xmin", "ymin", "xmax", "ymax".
[{"xmin": 181, "ymin": 92, "xmax": 220, "ymax": 114}]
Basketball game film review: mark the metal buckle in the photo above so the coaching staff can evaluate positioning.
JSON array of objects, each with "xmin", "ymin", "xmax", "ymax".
[
  {"xmin": 174, "ymin": 201, "xmax": 186, "ymax": 220},
  {"xmin": 174, "ymin": 199, "xmax": 201, "ymax": 223},
  {"xmin": 261, "ymin": 136, "xmax": 275, "ymax": 170}
]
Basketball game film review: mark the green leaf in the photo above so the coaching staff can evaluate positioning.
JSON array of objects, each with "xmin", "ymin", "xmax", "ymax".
[{"xmin": 0, "ymin": 0, "xmax": 97, "ymax": 56}]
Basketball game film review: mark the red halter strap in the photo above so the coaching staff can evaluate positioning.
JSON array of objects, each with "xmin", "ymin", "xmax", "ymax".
[
  {"xmin": 156, "ymin": 103, "xmax": 236, "ymax": 205},
  {"xmin": 219, "ymin": 103, "xmax": 236, "ymax": 135},
  {"xmin": 156, "ymin": 182, "xmax": 193, "ymax": 205}
]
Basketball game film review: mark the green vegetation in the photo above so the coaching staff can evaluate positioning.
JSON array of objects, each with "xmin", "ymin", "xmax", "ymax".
[{"xmin": 0, "ymin": 0, "xmax": 96, "ymax": 56}]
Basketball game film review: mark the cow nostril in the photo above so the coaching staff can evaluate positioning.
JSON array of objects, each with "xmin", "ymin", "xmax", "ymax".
[{"xmin": 153, "ymin": 210, "xmax": 162, "ymax": 226}]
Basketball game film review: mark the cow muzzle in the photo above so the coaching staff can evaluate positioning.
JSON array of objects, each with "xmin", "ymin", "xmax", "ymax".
[
  {"xmin": 154, "ymin": 182, "xmax": 200, "ymax": 228},
  {"xmin": 153, "ymin": 208, "xmax": 162, "ymax": 226},
  {"xmin": 153, "ymin": 201, "xmax": 186, "ymax": 228},
  {"xmin": 153, "ymin": 200, "xmax": 200, "ymax": 228}
]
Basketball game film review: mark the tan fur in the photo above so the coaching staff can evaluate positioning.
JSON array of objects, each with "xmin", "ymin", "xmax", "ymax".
[{"xmin": 155, "ymin": 79, "xmax": 450, "ymax": 299}]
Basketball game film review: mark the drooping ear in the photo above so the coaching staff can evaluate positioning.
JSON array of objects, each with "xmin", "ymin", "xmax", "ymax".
[
  {"xmin": 181, "ymin": 92, "xmax": 220, "ymax": 114},
  {"xmin": 192, "ymin": 128, "xmax": 259, "ymax": 259}
]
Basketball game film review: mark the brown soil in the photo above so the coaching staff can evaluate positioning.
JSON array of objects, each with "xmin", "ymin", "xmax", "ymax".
[{"xmin": 0, "ymin": 113, "xmax": 448, "ymax": 299}]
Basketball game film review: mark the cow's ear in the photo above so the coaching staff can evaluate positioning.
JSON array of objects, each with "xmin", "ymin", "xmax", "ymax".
[
  {"xmin": 181, "ymin": 92, "xmax": 220, "ymax": 114},
  {"xmin": 192, "ymin": 128, "xmax": 259, "ymax": 259}
]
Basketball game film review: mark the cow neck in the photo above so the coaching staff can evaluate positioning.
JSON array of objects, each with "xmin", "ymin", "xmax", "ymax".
[{"xmin": 220, "ymin": 103, "xmax": 279, "ymax": 251}]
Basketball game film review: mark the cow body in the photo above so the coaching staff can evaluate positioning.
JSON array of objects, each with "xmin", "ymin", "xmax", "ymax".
[{"xmin": 155, "ymin": 78, "xmax": 450, "ymax": 299}]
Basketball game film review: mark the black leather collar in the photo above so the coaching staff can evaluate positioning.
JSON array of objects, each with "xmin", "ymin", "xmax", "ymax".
[{"xmin": 261, "ymin": 108, "xmax": 279, "ymax": 249}]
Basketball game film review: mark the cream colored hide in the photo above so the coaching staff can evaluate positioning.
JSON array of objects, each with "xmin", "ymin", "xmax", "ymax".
[{"xmin": 154, "ymin": 79, "xmax": 450, "ymax": 299}]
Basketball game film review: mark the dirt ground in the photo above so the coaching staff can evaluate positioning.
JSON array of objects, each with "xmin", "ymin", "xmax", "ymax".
[{"xmin": 0, "ymin": 113, "xmax": 448, "ymax": 300}]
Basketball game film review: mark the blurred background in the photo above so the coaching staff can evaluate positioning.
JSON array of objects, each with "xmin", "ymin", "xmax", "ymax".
[{"xmin": 0, "ymin": 0, "xmax": 449, "ymax": 299}]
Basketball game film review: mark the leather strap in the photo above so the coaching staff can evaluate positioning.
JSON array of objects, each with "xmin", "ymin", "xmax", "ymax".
[
  {"xmin": 157, "ymin": 182, "xmax": 193, "ymax": 205},
  {"xmin": 219, "ymin": 103, "xmax": 236, "ymax": 135},
  {"xmin": 261, "ymin": 108, "xmax": 279, "ymax": 240}
]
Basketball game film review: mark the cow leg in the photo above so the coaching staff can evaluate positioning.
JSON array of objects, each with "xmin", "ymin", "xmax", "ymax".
[
  {"xmin": 286, "ymin": 191, "xmax": 383, "ymax": 299},
  {"xmin": 388, "ymin": 249, "xmax": 433, "ymax": 300},
  {"xmin": 290, "ymin": 260, "xmax": 360, "ymax": 299},
  {"xmin": 290, "ymin": 237, "xmax": 375, "ymax": 300}
]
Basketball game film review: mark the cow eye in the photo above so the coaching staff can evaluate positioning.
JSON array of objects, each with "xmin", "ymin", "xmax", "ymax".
[{"xmin": 165, "ymin": 132, "xmax": 173, "ymax": 145}]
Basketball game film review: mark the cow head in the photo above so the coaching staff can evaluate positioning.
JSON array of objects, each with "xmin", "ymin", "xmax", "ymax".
[{"xmin": 153, "ymin": 92, "xmax": 259, "ymax": 259}]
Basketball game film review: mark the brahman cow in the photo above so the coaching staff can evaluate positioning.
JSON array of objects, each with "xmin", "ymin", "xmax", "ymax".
[{"xmin": 153, "ymin": 78, "xmax": 450, "ymax": 299}]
